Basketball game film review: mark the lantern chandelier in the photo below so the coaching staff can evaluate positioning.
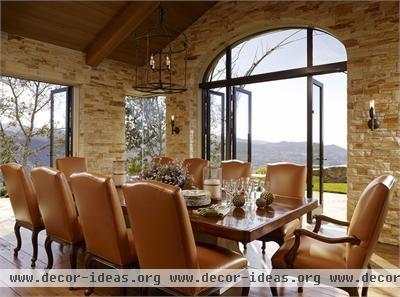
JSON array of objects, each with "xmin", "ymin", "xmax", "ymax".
[{"xmin": 132, "ymin": 5, "xmax": 188, "ymax": 95}]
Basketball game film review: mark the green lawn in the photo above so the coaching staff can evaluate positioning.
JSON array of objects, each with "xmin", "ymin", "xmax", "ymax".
[{"xmin": 312, "ymin": 176, "xmax": 347, "ymax": 194}]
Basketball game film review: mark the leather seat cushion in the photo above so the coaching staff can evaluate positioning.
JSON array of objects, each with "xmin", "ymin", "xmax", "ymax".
[
  {"xmin": 197, "ymin": 242, "xmax": 247, "ymax": 270},
  {"xmin": 261, "ymin": 218, "xmax": 300, "ymax": 242},
  {"xmin": 272, "ymin": 236, "xmax": 346, "ymax": 269},
  {"xmin": 170, "ymin": 243, "xmax": 247, "ymax": 295}
]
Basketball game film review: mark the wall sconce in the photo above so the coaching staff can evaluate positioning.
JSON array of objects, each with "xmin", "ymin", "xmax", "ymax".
[
  {"xmin": 171, "ymin": 115, "xmax": 180, "ymax": 135},
  {"xmin": 368, "ymin": 100, "xmax": 380, "ymax": 131}
]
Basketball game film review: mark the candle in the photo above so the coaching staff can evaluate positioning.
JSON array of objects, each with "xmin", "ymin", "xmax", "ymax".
[
  {"xmin": 369, "ymin": 100, "xmax": 375, "ymax": 109},
  {"xmin": 150, "ymin": 54, "xmax": 155, "ymax": 69},
  {"xmin": 203, "ymin": 179, "xmax": 221, "ymax": 200},
  {"xmin": 166, "ymin": 55, "xmax": 171, "ymax": 70}
]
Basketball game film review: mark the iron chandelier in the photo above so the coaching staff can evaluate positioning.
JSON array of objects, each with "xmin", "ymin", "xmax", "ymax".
[{"xmin": 132, "ymin": 5, "xmax": 188, "ymax": 95}]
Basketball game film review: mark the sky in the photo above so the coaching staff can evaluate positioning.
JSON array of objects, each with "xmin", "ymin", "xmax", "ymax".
[{"xmin": 216, "ymin": 29, "xmax": 348, "ymax": 149}]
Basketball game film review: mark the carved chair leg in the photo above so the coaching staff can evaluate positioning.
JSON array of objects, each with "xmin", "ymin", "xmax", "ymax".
[
  {"xmin": 297, "ymin": 284, "xmax": 304, "ymax": 293},
  {"xmin": 31, "ymin": 228, "xmax": 40, "ymax": 268},
  {"xmin": 13, "ymin": 222, "xmax": 22, "ymax": 256},
  {"xmin": 242, "ymin": 242, "xmax": 247, "ymax": 251},
  {"xmin": 261, "ymin": 241, "xmax": 266, "ymax": 254},
  {"xmin": 69, "ymin": 243, "xmax": 79, "ymax": 269},
  {"xmin": 45, "ymin": 236, "xmax": 53, "ymax": 270},
  {"xmin": 238, "ymin": 269, "xmax": 250, "ymax": 296},
  {"xmin": 84, "ymin": 254, "xmax": 95, "ymax": 296},
  {"xmin": 346, "ymin": 287, "xmax": 360, "ymax": 297},
  {"xmin": 361, "ymin": 285, "xmax": 369, "ymax": 297},
  {"xmin": 270, "ymin": 286, "xmax": 278, "ymax": 296}
]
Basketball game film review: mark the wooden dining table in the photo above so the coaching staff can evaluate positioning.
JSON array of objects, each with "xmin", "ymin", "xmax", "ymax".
[{"xmin": 118, "ymin": 187, "xmax": 318, "ymax": 252}]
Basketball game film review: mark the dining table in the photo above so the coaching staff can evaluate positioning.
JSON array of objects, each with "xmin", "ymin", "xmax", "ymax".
[{"xmin": 118, "ymin": 186, "xmax": 318, "ymax": 253}]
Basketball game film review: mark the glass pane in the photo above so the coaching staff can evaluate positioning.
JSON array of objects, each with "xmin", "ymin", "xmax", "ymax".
[
  {"xmin": 125, "ymin": 96, "xmax": 166, "ymax": 175},
  {"xmin": 206, "ymin": 53, "xmax": 226, "ymax": 81},
  {"xmin": 0, "ymin": 76, "xmax": 69, "ymax": 169},
  {"xmin": 313, "ymin": 30, "xmax": 347, "ymax": 65},
  {"xmin": 248, "ymin": 77, "xmax": 307, "ymax": 174},
  {"xmin": 312, "ymin": 82, "xmax": 321, "ymax": 201},
  {"xmin": 231, "ymin": 29, "xmax": 307, "ymax": 78},
  {"xmin": 52, "ymin": 91, "xmax": 67, "ymax": 161},
  {"xmin": 209, "ymin": 89, "xmax": 225, "ymax": 164},
  {"xmin": 235, "ymin": 88, "xmax": 250, "ymax": 162}
]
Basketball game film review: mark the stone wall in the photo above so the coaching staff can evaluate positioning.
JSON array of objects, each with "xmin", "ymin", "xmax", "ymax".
[
  {"xmin": 0, "ymin": 32, "xmax": 134, "ymax": 174},
  {"xmin": 1, "ymin": 1, "xmax": 399, "ymax": 244},
  {"xmin": 165, "ymin": 1, "xmax": 399, "ymax": 244},
  {"xmin": 313, "ymin": 166, "xmax": 347, "ymax": 183}
]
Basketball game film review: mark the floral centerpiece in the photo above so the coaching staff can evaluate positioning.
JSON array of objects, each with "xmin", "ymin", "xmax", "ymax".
[{"xmin": 139, "ymin": 159, "xmax": 193, "ymax": 189}]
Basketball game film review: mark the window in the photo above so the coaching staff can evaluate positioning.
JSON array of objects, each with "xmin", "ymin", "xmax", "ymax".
[
  {"xmin": 0, "ymin": 76, "xmax": 73, "ymax": 168},
  {"xmin": 231, "ymin": 29, "xmax": 307, "ymax": 77},
  {"xmin": 200, "ymin": 28, "xmax": 347, "ymax": 205},
  {"xmin": 125, "ymin": 96, "xmax": 166, "ymax": 175}
]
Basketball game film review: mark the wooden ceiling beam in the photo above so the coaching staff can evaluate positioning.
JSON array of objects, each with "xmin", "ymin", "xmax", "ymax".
[{"xmin": 85, "ymin": 1, "xmax": 160, "ymax": 67}]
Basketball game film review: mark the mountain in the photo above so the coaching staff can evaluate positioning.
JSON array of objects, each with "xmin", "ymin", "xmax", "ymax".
[{"xmin": 236, "ymin": 139, "xmax": 346, "ymax": 170}]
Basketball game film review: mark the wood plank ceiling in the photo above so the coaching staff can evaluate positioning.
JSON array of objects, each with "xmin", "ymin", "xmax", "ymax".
[{"xmin": 1, "ymin": 1, "xmax": 216, "ymax": 66}]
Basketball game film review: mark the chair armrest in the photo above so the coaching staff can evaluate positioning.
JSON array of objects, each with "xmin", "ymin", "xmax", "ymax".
[
  {"xmin": 313, "ymin": 214, "xmax": 350, "ymax": 233},
  {"xmin": 285, "ymin": 228, "xmax": 360, "ymax": 267}
]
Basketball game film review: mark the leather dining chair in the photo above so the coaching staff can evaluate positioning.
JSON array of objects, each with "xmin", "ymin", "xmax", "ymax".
[
  {"xmin": 221, "ymin": 160, "xmax": 252, "ymax": 181},
  {"xmin": 0, "ymin": 163, "xmax": 44, "ymax": 268},
  {"xmin": 56, "ymin": 157, "xmax": 87, "ymax": 181},
  {"xmin": 122, "ymin": 180, "xmax": 249, "ymax": 296},
  {"xmin": 183, "ymin": 158, "xmax": 209, "ymax": 189},
  {"xmin": 152, "ymin": 156, "xmax": 173, "ymax": 165},
  {"xmin": 270, "ymin": 175, "xmax": 395, "ymax": 297},
  {"xmin": 31, "ymin": 167, "xmax": 84, "ymax": 270},
  {"xmin": 259, "ymin": 163, "xmax": 306, "ymax": 253},
  {"xmin": 70, "ymin": 172, "xmax": 138, "ymax": 296}
]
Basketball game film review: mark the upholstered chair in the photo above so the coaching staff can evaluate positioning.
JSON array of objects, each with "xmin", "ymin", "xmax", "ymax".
[
  {"xmin": 31, "ymin": 167, "xmax": 84, "ymax": 269},
  {"xmin": 183, "ymin": 158, "xmax": 209, "ymax": 189},
  {"xmin": 55, "ymin": 157, "xmax": 87, "ymax": 181},
  {"xmin": 221, "ymin": 160, "xmax": 252, "ymax": 180},
  {"xmin": 0, "ymin": 163, "xmax": 44, "ymax": 267},
  {"xmin": 70, "ymin": 172, "xmax": 138, "ymax": 296},
  {"xmin": 259, "ymin": 163, "xmax": 306, "ymax": 253},
  {"xmin": 122, "ymin": 181, "xmax": 248, "ymax": 296},
  {"xmin": 152, "ymin": 156, "xmax": 173, "ymax": 165},
  {"xmin": 271, "ymin": 175, "xmax": 395, "ymax": 297}
]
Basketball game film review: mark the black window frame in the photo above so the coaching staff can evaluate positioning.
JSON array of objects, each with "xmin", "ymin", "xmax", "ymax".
[{"xmin": 200, "ymin": 27, "xmax": 347, "ymax": 203}]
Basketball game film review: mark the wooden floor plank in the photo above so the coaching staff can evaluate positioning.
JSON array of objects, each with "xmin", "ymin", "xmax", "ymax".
[{"xmin": 0, "ymin": 198, "xmax": 398, "ymax": 296}]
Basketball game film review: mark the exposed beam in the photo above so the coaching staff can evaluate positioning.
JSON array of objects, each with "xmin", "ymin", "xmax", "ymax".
[{"xmin": 85, "ymin": 1, "xmax": 160, "ymax": 67}]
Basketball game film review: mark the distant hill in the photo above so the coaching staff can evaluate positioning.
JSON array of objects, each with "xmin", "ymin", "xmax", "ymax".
[{"xmin": 236, "ymin": 139, "xmax": 347, "ymax": 170}]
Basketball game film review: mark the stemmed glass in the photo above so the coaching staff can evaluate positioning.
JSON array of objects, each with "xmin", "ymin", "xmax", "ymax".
[{"xmin": 223, "ymin": 179, "xmax": 238, "ymax": 206}]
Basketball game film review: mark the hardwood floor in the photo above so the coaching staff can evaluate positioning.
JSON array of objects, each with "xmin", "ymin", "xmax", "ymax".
[{"xmin": 0, "ymin": 198, "xmax": 398, "ymax": 296}]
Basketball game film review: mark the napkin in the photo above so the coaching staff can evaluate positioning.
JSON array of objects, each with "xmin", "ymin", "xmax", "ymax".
[{"xmin": 193, "ymin": 205, "xmax": 230, "ymax": 217}]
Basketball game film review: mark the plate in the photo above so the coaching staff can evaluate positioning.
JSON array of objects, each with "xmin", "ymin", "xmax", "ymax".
[{"xmin": 182, "ymin": 190, "xmax": 211, "ymax": 207}]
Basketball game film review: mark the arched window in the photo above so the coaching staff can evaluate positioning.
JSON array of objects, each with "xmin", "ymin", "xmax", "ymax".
[{"xmin": 200, "ymin": 28, "xmax": 347, "ymax": 205}]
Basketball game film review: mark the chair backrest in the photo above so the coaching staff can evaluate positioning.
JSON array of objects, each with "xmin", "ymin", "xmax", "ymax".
[
  {"xmin": 183, "ymin": 158, "xmax": 209, "ymax": 189},
  {"xmin": 70, "ymin": 172, "xmax": 135, "ymax": 266},
  {"xmin": 31, "ymin": 167, "xmax": 82, "ymax": 243},
  {"xmin": 221, "ymin": 160, "xmax": 252, "ymax": 180},
  {"xmin": 123, "ymin": 181, "xmax": 199, "ymax": 269},
  {"xmin": 266, "ymin": 162, "xmax": 306, "ymax": 199},
  {"xmin": 346, "ymin": 175, "xmax": 395, "ymax": 269},
  {"xmin": 0, "ymin": 163, "xmax": 42, "ymax": 227},
  {"xmin": 56, "ymin": 157, "xmax": 87, "ymax": 181},
  {"xmin": 152, "ymin": 156, "xmax": 173, "ymax": 165}
]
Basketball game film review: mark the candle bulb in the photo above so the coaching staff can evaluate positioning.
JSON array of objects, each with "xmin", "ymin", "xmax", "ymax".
[
  {"xmin": 166, "ymin": 55, "xmax": 171, "ymax": 70},
  {"xmin": 369, "ymin": 100, "xmax": 375, "ymax": 117},
  {"xmin": 369, "ymin": 100, "xmax": 375, "ymax": 109},
  {"xmin": 150, "ymin": 54, "xmax": 155, "ymax": 70},
  {"xmin": 171, "ymin": 115, "xmax": 175, "ymax": 122}
]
